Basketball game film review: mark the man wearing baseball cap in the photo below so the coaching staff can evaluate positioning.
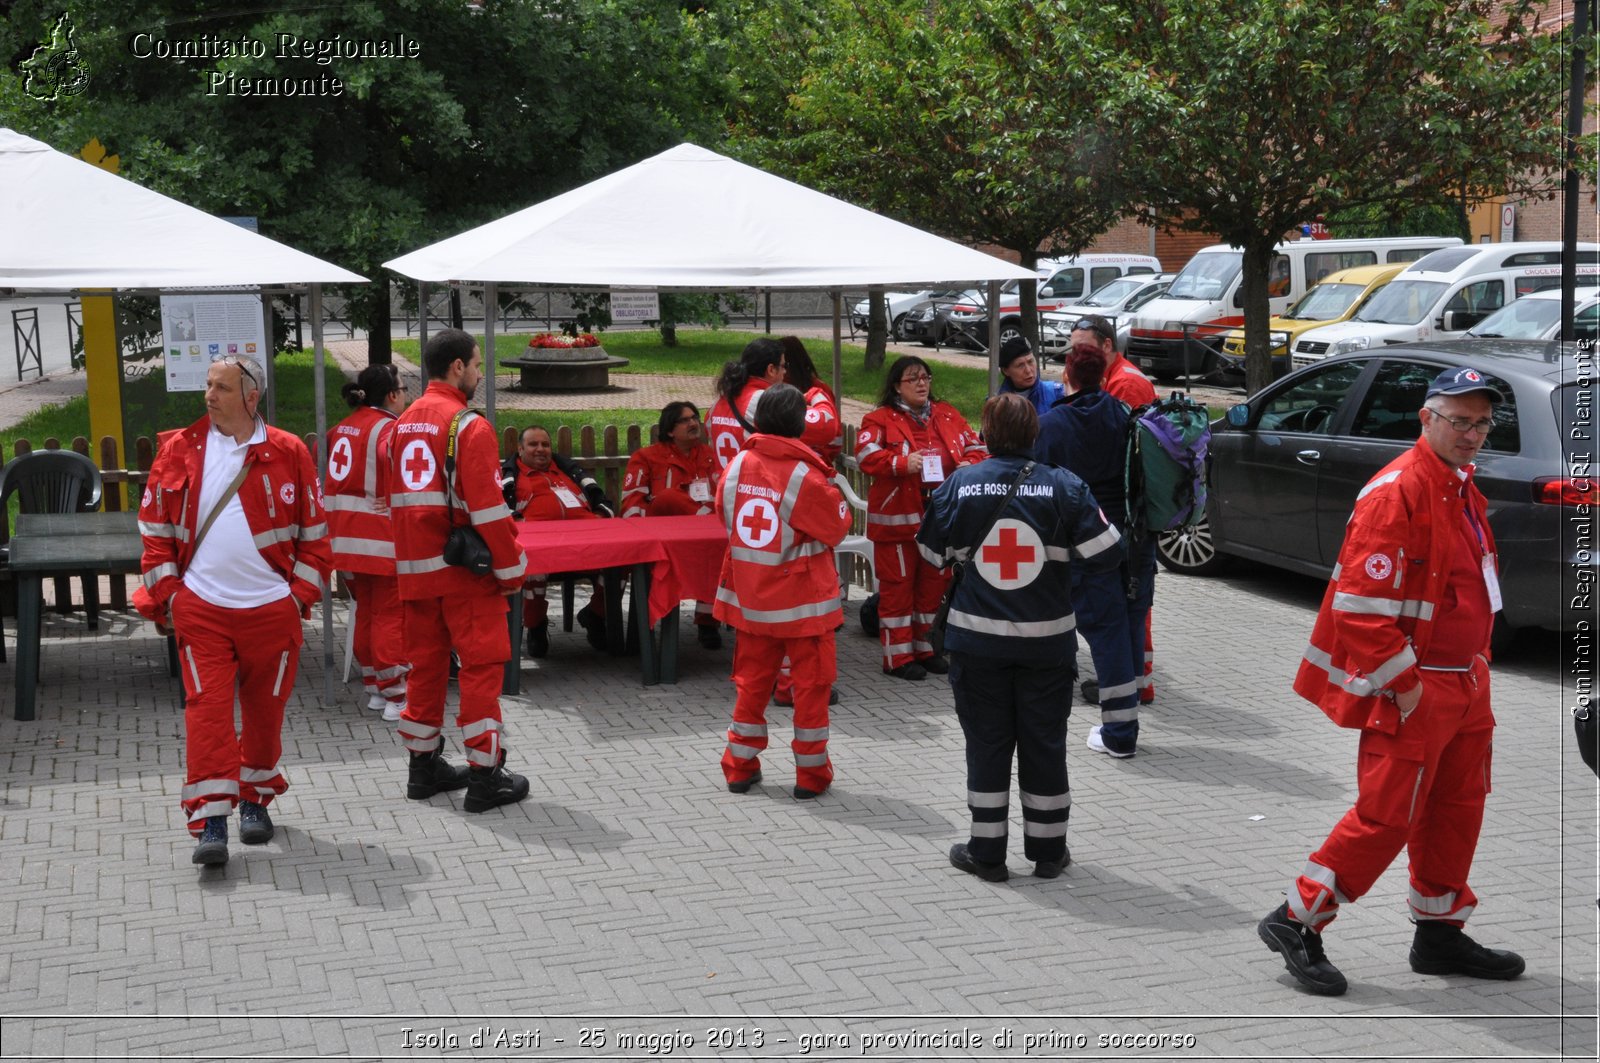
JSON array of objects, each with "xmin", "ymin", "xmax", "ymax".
[{"xmin": 1257, "ymin": 365, "xmax": 1523, "ymax": 996}]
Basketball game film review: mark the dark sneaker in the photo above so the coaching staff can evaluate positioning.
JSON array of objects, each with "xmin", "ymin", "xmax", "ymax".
[
  {"xmin": 727, "ymin": 770, "xmax": 762, "ymax": 794},
  {"xmin": 191, "ymin": 815, "xmax": 229, "ymax": 867},
  {"xmin": 793, "ymin": 785, "xmax": 825, "ymax": 800},
  {"xmin": 1034, "ymin": 848, "xmax": 1071, "ymax": 879},
  {"xmin": 407, "ymin": 748, "xmax": 471, "ymax": 800},
  {"xmin": 920, "ymin": 654, "xmax": 950, "ymax": 675},
  {"xmin": 1258, "ymin": 902, "xmax": 1347, "ymax": 995},
  {"xmin": 1080, "ymin": 679, "xmax": 1100, "ymax": 705},
  {"xmin": 697, "ymin": 624, "xmax": 723, "ymax": 650},
  {"xmin": 238, "ymin": 800, "xmax": 274, "ymax": 845},
  {"xmin": 1409, "ymin": 922, "xmax": 1525, "ymax": 980},
  {"xmin": 525, "ymin": 623, "xmax": 549, "ymax": 659},
  {"xmin": 463, "ymin": 764, "xmax": 531, "ymax": 813},
  {"xmin": 576, "ymin": 607, "xmax": 607, "ymax": 651},
  {"xmin": 949, "ymin": 842, "xmax": 1008, "ymax": 883},
  {"xmin": 888, "ymin": 662, "xmax": 927, "ymax": 681}
]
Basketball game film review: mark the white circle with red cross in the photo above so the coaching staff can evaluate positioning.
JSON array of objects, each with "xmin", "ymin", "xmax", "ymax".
[
  {"xmin": 734, "ymin": 496, "xmax": 780, "ymax": 548},
  {"xmin": 715, "ymin": 431, "xmax": 741, "ymax": 467},
  {"xmin": 975, "ymin": 518, "xmax": 1045, "ymax": 589},
  {"xmin": 327, "ymin": 437, "xmax": 354, "ymax": 483},
  {"xmin": 399, "ymin": 439, "xmax": 437, "ymax": 492}
]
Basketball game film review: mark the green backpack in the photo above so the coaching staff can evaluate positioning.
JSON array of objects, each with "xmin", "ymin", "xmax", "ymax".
[{"xmin": 1125, "ymin": 392, "xmax": 1211, "ymax": 543}]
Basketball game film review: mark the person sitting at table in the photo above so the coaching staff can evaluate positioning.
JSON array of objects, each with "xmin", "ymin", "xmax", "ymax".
[
  {"xmin": 325, "ymin": 363, "xmax": 410, "ymax": 722},
  {"xmin": 714, "ymin": 383, "xmax": 852, "ymax": 800},
  {"xmin": 622, "ymin": 400, "xmax": 722, "ymax": 649},
  {"xmin": 501, "ymin": 424, "xmax": 615, "ymax": 658},
  {"xmin": 133, "ymin": 353, "xmax": 333, "ymax": 868}
]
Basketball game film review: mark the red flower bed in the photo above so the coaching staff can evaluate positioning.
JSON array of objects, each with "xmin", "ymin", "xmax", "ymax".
[{"xmin": 526, "ymin": 332, "xmax": 600, "ymax": 349}]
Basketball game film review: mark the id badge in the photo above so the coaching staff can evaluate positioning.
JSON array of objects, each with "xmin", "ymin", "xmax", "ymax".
[
  {"xmin": 688, "ymin": 479, "xmax": 712, "ymax": 503},
  {"xmin": 553, "ymin": 486, "xmax": 582, "ymax": 509},
  {"xmin": 1482, "ymin": 554, "xmax": 1502, "ymax": 613},
  {"xmin": 921, "ymin": 452, "xmax": 945, "ymax": 484}
]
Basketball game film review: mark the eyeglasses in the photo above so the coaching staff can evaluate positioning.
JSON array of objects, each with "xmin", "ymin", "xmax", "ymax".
[
  {"xmin": 1424, "ymin": 407, "xmax": 1494, "ymax": 435},
  {"xmin": 210, "ymin": 353, "xmax": 258, "ymax": 392},
  {"xmin": 901, "ymin": 372, "xmax": 933, "ymax": 384},
  {"xmin": 675, "ymin": 414, "xmax": 700, "ymax": 425}
]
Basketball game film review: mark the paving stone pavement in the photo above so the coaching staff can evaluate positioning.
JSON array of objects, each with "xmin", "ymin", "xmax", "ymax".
[{"xmin": 0, "ymin": 558, "xmax": 1589, "ymax": 1061}]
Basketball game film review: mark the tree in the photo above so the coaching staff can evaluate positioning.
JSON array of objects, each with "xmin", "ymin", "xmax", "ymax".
[
  {"xmin": 1104, "ymin": 0, "xmax": 1567, "ymax": 393},
  {"xmin": 719, "ymin": 0, "xmax": 1134, "ymax": 367},
  {"xmin": 0, "ymin": 0, "xmax": 728, "ymax": 362}
]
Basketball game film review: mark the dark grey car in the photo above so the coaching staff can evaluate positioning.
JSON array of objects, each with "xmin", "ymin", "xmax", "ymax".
[{"xmin": 1155, "ymin": 339, "xmax": 1595, "ymax": 642}]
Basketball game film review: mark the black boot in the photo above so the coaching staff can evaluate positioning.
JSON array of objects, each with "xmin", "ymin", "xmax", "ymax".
[
  {"xmin": 576, "ymin": 607, "xmax": 607, "ymax": 651},
  {"xmin": 697, "ymin": 623, "xmax": 722, "ymax": 650},
  {"xmin": 238, "ymin": 800, "xmax": 275, "ymax": 844},
  {"xmin": 191, "ymin": 815, "xmax": 229, "ymax": 867},
  {"xmin": 464, "ymin": 763, "xmax": 531, "ymax": 813},
  {"xmin": 407, "ymin": 747, "xmax": 471, "ymax": 800},
  {"xmin": 525, "ymin": 622, "xmax": 549, "ymax": 659},
  {"xmin": 1257, "ymin": 902, "xmax": 1347, "ymax": 995},
  {"xmin": 1409, "ymin": 921, "xmax": 1525, "ymax": 980}
]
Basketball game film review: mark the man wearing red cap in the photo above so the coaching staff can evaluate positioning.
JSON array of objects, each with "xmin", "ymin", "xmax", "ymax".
[{"xmin": 1258, "ymin": 366, "xmax": 1524, "ymax": 995}]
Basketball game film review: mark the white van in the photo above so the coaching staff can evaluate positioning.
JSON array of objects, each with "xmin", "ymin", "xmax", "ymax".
[
  {"xmin": 1289, "ymin": 241, "xmax": 1600, "ymax": 366},
  {"xmin": 936, "ymin": 252, "xmax": 1161, "ymax": 347},
  {"xmin": 1125, "ymin": 236, "xmax": 1462, "ymax": 381}
]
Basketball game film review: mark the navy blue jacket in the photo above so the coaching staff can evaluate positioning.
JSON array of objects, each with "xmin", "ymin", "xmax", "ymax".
[
  {"xmin": 917, "ymin": 453, "xmax": 1121, "ymax": 662},
  {"xmin": 1035, "ymin": 389, "xmax": 1130, "ymax": 526}
]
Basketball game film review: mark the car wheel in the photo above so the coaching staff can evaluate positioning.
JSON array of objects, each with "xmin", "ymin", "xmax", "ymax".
[
  {"xmin": 890, "ymin": 313, "xmax": 908, "ymax": 341},
  {"xmin": 997, "ymin": 319, "xmax": 1023, "ymax": 345},
  {"xmin": 1489, "ymin": 614, "xmax": 1520, "ymax": 656},
  {"xmin": 1156, "ymin": 517, "xmax": 1228, "ymax": 576}
]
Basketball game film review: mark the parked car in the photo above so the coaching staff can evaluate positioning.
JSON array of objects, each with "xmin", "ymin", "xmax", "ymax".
[
  {"xmin": 850, "ymin": 289, "xmax": 968, "ymax": 340},
  {"xmin": 1216, "ymin": 263, "xmax": 1406, "ymax": 373},
  {"xmin": 936, "ymin": 254, "xmax": 1162, "ymax": 350},
  {"xmin": 1155, "ymin": 339, "xmax": 1591, "ymax": 645},
  {"xmin": 1465, "ymin": 286, "xmax": 1600, "ymax": 342},
  {"xmin": 1040, "ymin": 273, "xmax": 1175, "ymax": 358}
]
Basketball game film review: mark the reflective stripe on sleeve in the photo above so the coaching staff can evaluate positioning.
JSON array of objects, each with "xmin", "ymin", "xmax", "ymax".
[
  {"xmin": 1332, "ymin": 592, "xmax": 1435, "ymax": 621},
  {"xmin": 396, "ymin": 555, "xmax": 450, "ymax": 576},
  {"xmin": 1076, "ymin": 523, "xmax": 1121, "ymax": 558},
  {"xmin": 468, "ymin": 503, "xmax": 512, "ymax": 526}
]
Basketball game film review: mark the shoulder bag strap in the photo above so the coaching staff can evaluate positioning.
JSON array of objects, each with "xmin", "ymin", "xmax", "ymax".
[{"xmin": 191, "ymin": 458, "xmax": 255, "ymax": 558}]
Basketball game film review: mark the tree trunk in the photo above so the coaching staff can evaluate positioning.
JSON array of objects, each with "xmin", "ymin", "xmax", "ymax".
[
  {"xmin": 1015, "ymin": 248, "xmax": 1039, "ymax": 349},
  {"xmin": 660, "ymin": 323, "xmax": 679, "ymax": 347},
  {"xmin": 865, "ymin": 289, "xmax": 887, "ymax": 372},
  {"xmin": 1240, "ymin": 242, "xmax": 1276, "ymax": 395}
]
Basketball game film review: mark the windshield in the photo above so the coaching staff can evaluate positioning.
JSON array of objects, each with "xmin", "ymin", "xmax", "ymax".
[
  {"xmin": 1468, "ymin": 298, "xmax": 1563, "ymax": 339},
  {"xmin": 1284, "ymin": 282, "xmax": 1365, "ymax": 321},
  {"xmin": 1080, "ymin": 277, "xmax": 1144, "ymax": 307},
  {"xmin": 1166, "ymin": 252, "xmax": 1242, "ymax": 300},
  {"xmin": 1353, "ymin": 279, "xmax": 1447, "ymax": 325}
]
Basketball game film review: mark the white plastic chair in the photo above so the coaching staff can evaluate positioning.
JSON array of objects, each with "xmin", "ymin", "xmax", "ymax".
[{"xmin": 832, "ymin": 471, "xmax": 877, "ymax": 599}]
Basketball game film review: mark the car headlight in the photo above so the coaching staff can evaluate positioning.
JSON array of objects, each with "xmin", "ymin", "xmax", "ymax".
[
  {"xmin": 949, "ymin": 308, "xmax": 979, "ymax": 319},
  {"xmin": 1330, "ymin": 335, "xmax": 1371, "ymax": 355},
  {"xmin": 1164, "ymin": 321, "xmax": 1188, "ymax": 333}
]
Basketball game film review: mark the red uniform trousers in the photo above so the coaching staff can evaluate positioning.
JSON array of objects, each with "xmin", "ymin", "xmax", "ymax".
[
  {"xmin": 171, "ymin": 586, "xmax": 303, "ymax": 835},
  {"xmin": 398, "ymin": 593, "xmax": 510, "ymax": 769},
  {"xmin": 874, "ymin": 540, "xmax": 948, "ymax": 671},
  {"xmin": 348, "ymin": 572, "xmax": 408, "ymax": 711},
  {"xmin": 1292, "ymin": 657, "xmax": 1494, "ymax": 931},
  {"xmin": 723, "ymin": 630, "xmax": 836, "ymax": 793}
]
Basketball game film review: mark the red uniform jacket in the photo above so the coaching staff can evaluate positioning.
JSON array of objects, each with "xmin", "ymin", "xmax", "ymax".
[
  {"xmin": 324, "ymin": 405, "xmax": 399, "ymax": 575},
  {"xmin": 389, "ymin": 381, "xmax": 526, "ymax": 599},
  {"xmin": 510, "ymin": 458, "xmax": 600, "ymax": 523},
  {"xmin": 713, "ymin": 434, "xmax": 851, "ymax": 636},
  {"xmin": 855, "ymin": 401, "xmax": 986, "ymax": 542},
  {"xmin": 621, "ymin": 441, "xmax": 718, "ymax": 518},
  {"xmin": 1293, "ymin": 437, "xmax": 1497, "ymax": 734},
  {"xmin": 136, "ymin": 415, "xmax": 333, "ymax": 620},
  {"xmin": 1103, "ymin": 352, "xmax": 1157, "ymax": 409},
  {"xmin": 801, "ymin": 382, "xmax": 843, "ymax": 466},
  {"xmin": 707, "ymin": 378, "xmax": 770, "ymax": 472}
]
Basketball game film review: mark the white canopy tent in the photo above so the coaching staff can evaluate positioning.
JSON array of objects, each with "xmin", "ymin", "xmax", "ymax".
[
  {"xmin": 384, "ymin": 142, "xmax": 1036, "ymax": 421},
  {"xmin": 0, "ymin": 126, "xmax": 367, "ymax": 694}
]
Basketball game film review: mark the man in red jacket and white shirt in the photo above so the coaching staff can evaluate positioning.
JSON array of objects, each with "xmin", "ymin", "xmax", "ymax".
[
  {"xmin": 1257, "ymin": 367, "xmax": 1524, "ymax": 996},
  {"xmin": 136, "ymin": 354, "xmax": 332, "ymax": 867},
  {"xmin": 390, "ymin": 328, "xmax": 530, "ymax": 814},
  {"xmin": 714, "ymin": 383, "xmax": 852, "ymax": 800}
]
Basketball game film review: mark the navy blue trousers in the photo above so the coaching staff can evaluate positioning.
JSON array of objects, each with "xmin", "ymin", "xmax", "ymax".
[{"xmin": 1072, "ymin": 535, "xmax": 1156, "ymax": 753}]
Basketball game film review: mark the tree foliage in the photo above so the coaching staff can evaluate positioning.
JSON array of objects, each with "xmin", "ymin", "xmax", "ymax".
[{"xmin": 1102, "ymin": 0, "xmax": 1568, "ymax": 392}]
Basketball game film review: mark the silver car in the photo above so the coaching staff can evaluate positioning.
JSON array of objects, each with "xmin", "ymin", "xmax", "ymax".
[{"xmin": 1040, "ymin": 273, "xmax": 1174, "ymax": 358}]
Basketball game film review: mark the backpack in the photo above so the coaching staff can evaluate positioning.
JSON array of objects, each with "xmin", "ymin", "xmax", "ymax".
[{"xmin": 1125, "ymin": 392, "xmax": 1210, "ymax": 544}]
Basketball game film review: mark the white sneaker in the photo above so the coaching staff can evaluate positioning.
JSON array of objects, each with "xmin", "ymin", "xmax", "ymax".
[
  {"xmin": 382, "ymin": 700, "xmax": 405, "ymax": 723},
  {"xmin": 366, "ymin": 691, "xmax": 386, "ymax": 712},
  {"xmin": 1087, "ymin": 725, "xmax": 1135, "ymax": 759}
]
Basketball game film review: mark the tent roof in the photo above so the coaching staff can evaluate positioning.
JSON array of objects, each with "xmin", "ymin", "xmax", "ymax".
[
  {"xmin": 0, "ymin": 128, "xmax": 366, "ymax": 290},
  {"xmin": 384, "ymin": 143, "xmax": 1035, "ymax": 289}
]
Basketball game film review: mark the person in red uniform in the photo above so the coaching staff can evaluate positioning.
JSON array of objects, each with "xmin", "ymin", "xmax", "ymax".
[
  {"xmin": 501, "ymin": 424, "xmax": 612, "ymax": 657},
  {"xmin": 707, "ymin": 337, "xmax": 785, "ymax": 474},
  {"xmin": 135, "ymin": 354, "xmax": 332, "ymax": 867},
  {"xmin": 714, "ymin": 383, "xmax": 852, "ymax": 799},
  {"xmin": 621, "ymin": 401, "xmax": 722, "ymax": 647},
  {"xmin": 778, "ymin": 335, "xmax": 842, "ymax": 466},
  {"xmin": 1070, "ymin": 311, "xmax": 1158, "ymax": 706},
  {"xmin": 1257, "ymin": 366, "xmax": 1524, "ymax": 996},
  {"xmin": 390, "ymin": 328, "xmax": 530, "ymax": 814},
  {"xmin": 325, "ymin": 363, "xmax": 409, "ymax": 722},
  {"xmin": 856, "ymin": 355, "xmax": 986, "ymax": 680}
]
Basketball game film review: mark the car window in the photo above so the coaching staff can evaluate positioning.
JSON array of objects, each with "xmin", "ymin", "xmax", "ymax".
[
  {"xmin": 1577, "ymin": 301, "xmax": 1600, "ymax": 341},
  {"xmin": 1125, "ymin": 281, "xmax": 1171, "ymax": 312},
  {"xmin": 1255, "ymin": 360, "xmax": 1365, "ymax": 434},
  {"xmin": 1305, "ymin": 251, "xmax": 1376, "ymax": 285},
  {"xmin": 1090, "ymin": 267, "xmax": 1121, "ymax": 292},
  {"xmin": 1046, "ymin": 268, "xmax": 1084, "ymax": 299},
  {"xmin": 1444, "ymin": 279, "xmax": 1505, "ymax": 316},
  {"xmin": 1351, "ymin": 360, "xmax": 1519, "ymax": 452},
  {"xmin": 1356, "ymin": 279, "xmax": 1446, "ymax": 324}
]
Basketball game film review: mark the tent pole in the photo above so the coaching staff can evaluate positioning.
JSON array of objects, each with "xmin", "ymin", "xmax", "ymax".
[
  {"xmin": 311, "ymin": 284, "xmax": 333, "ymax": 705},
  {"xmin": 484, "ymin": 281, "xmax": 498, "ymax": 427},
  {"xmin": 987, "ymin": 280, "xmax": 1001, "ymax": 396},
  {"xmin": 418, "ymin": 281, "xmax": 429, "ymax": 350},
  {"xmin": 831, "ymin": 291, "xmax": 843, "ymax": 401},
  {"xmin": 261, "ymin": 293, "xmax": 277, "ymax": 425}
]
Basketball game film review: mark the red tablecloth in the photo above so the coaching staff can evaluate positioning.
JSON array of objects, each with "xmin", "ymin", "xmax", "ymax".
[{"xmin": 515, "ymin": 514, "xmax": 727, "ymax": 624}]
